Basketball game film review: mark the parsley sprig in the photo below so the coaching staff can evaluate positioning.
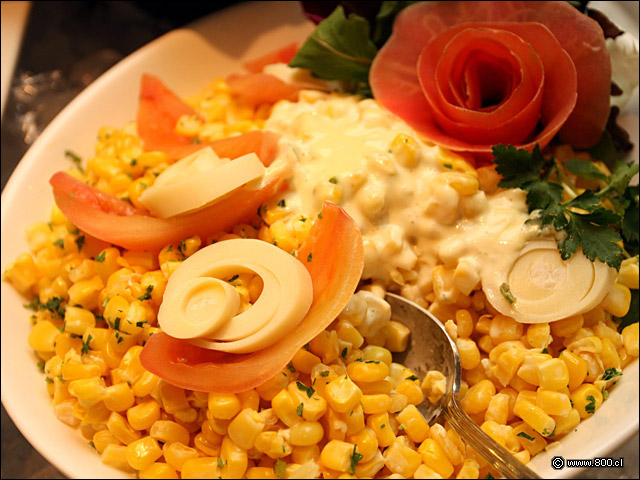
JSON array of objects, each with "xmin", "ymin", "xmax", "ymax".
[{"xmin": 492, "ymin": 144, "xmax": 637, "ymax": 270}]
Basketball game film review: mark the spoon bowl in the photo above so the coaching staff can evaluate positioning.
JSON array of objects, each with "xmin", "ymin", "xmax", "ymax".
[{"xmin": 386, "ymin": 292, "xmax": 540, "ymax": 479}]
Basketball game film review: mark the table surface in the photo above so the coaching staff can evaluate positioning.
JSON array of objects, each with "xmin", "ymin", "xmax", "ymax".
[{"xmin": 1, "ymin": 2, "xmax": 638, "ymax": 479}]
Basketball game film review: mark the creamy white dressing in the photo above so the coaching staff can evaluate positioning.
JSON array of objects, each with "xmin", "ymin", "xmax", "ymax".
[{"xmin": 264, "ymin": 91, "xmax": 539, "ymax": 303}]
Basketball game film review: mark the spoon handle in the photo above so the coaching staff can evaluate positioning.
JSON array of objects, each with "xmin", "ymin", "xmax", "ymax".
[{"xmin": 444, "ymin": 400, "xmax": 541, "ymax": 479}]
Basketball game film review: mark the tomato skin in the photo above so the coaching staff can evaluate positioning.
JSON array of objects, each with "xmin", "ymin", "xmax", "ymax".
[
  {"xmin": 139, "ymin": 202, "xmax": 364, "ymax": 393},
  {"xmin": 243, "ymin": 42, "xmax": 299, "ymax": 73},
  {"xmin": 137, "ymin": 74, "xmax": 279, "ymax": 164},
  {"xmin": 50, "ymin": 169, "xmax": 286, "ymax": 253}
]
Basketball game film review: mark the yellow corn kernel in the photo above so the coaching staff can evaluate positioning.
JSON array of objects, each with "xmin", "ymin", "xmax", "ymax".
[
  {"xmin": 536, "ymin": 389, "xmax": 572, "ymax": 417},
  {"xmin": 430, "ymin": 423, "xmax": 464, "ymax": 466},
  {"xmin": 366, "ymin": 412, "xmax": 395, "ymax": 448},
  {"xmin": 54, "ymin": 332, "xmax": 82, "ymax": 358},
  {"xmin": 93, "ymin": 429, "xmax": 122, "ymax": 455},
  {"xmin": 60, "ymin": 360, "xmax": 102, "ymax": 381},
  {"xmin": 361, "ymin": 345, "xmax": 392, "ymax": 365},
  {"xmin": 361, "ymin": 394, "xmax": 391, "ymax": 415},
  {"xmin": 325, "ymin": 375, "xmax": 363, "ymax": 413},
  {"xmin": 139, "ymin": 462, "xmax": 179, "ymax": 479},
  {"xmin": 558, "ymin": 350, "xmax": 588, "ymax": 391},
  {"xmin": 422, "ymin": 370, "xmax": 447, "ymax": 404},
  {"xmin": 208, "ymin": 392, "xmax": 241, "ymax": 420},
  {"xmin": 5, "ymin": 253, "xmax": 38, "ymax": 294},
  {"xmin": 256, "ymin": 366, "xmax": 296, "ymax": 401},
  {"xmin": 622, "ymin": 323, "xmax": 639, "ymax": 357},
  {"xmin": 126, "ymin": 435, "xmax": 162, "ymax": 471},
  {"xmin": 396, "ymin": 378, "xmax": 424, "ymax": 405},
  {"xmin": 413, "ymin": 464, "xmax": 444, "ymax": 479},
  {"xmin": 181, "ymin": 457, "xmax": 221, "ymax": 479},
  {"xmin": 396, "ymin": 405, "xmax": 430, "ymax": 443},
  {"xmin": 164, "ymin": 442, "xmax": 199, "ymax": 471},
  {"xmin": 477, "ymin": 335, "xmax": 494, "ymax": 355},
  {"xmin": 291, "ymin": 445, "xmax": 320, "ymax": 465},
  {"xmin": 287, "ymin": 382, "xmax": 327, "ymax": 422},
  {"xmin": 271, "ymin": 389, "xmax": 303, "ymax": 427},
  {"xmin": 514, "ymin": 400, "xmax": 555, "ymax": 437},
  {"xmin": 103, "ymin": 382, "xmax": 135, "ymax": 413},
  {"xmin": 484, "ymin": 393, "xmax": 510, "ymax": 425},
  {"xmin": 291, "ymin": 349, "xmax": 322, "ymax": 375},
  {"xmin": 107, "ymin": 411, "xmax": 141, "ymax": 445},
  {"xmin": 67, "ymin": 376, "xmax": 106, "ymax": 408},
  {"xmin": 309, "ymin": 329, "xmax": 340, "ymax": 364},
  {"xmin": 552, "ymin": 408, "xmax": 581, "ymax": 436},
  {"xmin": 227, "ymin": 408, "xmax": 265, "ymax": 450},
  {"xmin": 320, "ymin": 440, "xmax": 355, "ymax": 473},
  {"xmin": 63, "ymin": 306, "xmax": 96, "ymax": 336},
  {"xmin": 336, "ymin": 320, "xmax": 365, "ymax": 350},
  {"xmin": 149, "ymin": 420, "xmax": 190, "ymax": 446},
  {"xmin": 489, "ymin": 315, "xmax": 523, "ymax": 343},
  {"xmin": 101, "ymin": 444, "xmax": 134, "ymax": 472},
  {"xmin": 457, "ymin": 338, "xmax": 481, "ymax": 370},
  {"xmin": 526, "ymin": 323, "xmax": 551, "ymax": 349},
  {"xmin": 536, "ymin": 358, "xmax": 570, "ymax": 391},
  {"xmin": 391, "ymin": 133, "xmax": 419, "ymax": 167},
  {"xmin": 245, "ymin": 466, "xmax": 278, "ymax": 479},
  {"xmin": 456, "ymin": 458, "xmax": 480, "ymax": 479},
  {"xmin": 418, "ymin": 438, "xmax": 454, "ymax": 478},
  {"xmin": 388, "ymin": 391, "xmax": 408, "ymax": 413},
  {"xmin": 551, "ymin": 314, "xmax": 584, "ymax": 339},
  {"xmin": 354, "ymin": 450, "xmax": 386, "ymax": 478},
  {"xmin": 219, "ymin": 436, "xmax": 249, "ymax": 479},
  {"xmin": 347, "ymin": 360, "xmax": 389, "ymax": 383},
  {"xmin": 28, "ymin": 320, "xmax": 60, "ymax": 353},
  {"xmin": 127, "ymin": 399, "xmax": 161, "ymax": 431},
  {"xmin": 346, "ymin": 427, "xmax": 378, "ymax": 464},
  {"xmin": 600, "ymin": 338, "xmax": 621, "ymax": 369},
  {"xmin": 383, "ymin": 437, "xmax": 422, "ymax": 477},
  {"xmin": 384, "ymin": 321, "xmax": 411, "ymax": 352},
  {"xmin": 159, "ymin": 381, "xmax": 190, "ymax": 414},
  {"xmin": 68, "ymin": 275, "xmax": 103, "ymax": 310},
  {"xmin": 617, "ymin": 257, "xmax": 639, "ymax": 289},
  {"xmin": 94, "ymin": 247, "xmax": 121, "ymax": 283},
  {"xmin": 601, "ymin": 283, "xmax": 632, "ymax": 318},
  {"xmin": 570, "ymin": 383, "xmax": 603, "ymax": 419},
  {"xmin": 290, "ymin": 421, "xmax": 324, "ymax": 446},
  {"xmin": 132, "ymin": 371, "xmax": 160, "ymax": 398},
  {"xmin": 461, "ymin": 380, "xmax": 495, "ymax": 415},
  {"xmin": 254, "ymin": 431, "xmax": 290, "ymax": 459},
  {"xmin": 513, "ymin": 422, "xmax": 547, "ymax": 456}
]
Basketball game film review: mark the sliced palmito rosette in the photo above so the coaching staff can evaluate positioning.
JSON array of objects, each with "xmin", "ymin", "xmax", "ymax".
[{"xmin": 369, "ymin": 1, "xmax": 611, "ymax": 159}]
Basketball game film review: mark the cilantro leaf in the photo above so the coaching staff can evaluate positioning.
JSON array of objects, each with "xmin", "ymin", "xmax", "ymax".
[
  {"xmin": 290, "ymin": 6, "xmax": 377, "ymax": 94},
  {"xmin": 565, "ymin": 157, "xmax": 608, "ymax": 181}
]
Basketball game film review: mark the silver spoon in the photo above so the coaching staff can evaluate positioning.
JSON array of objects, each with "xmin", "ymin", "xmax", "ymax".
[{"xmin": 386, "ymin": 292, "xmax": 540, "ymax": 479}]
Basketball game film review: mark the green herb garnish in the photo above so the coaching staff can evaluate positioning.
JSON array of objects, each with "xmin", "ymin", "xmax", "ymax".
[
  {"xmin": 95, "ymin": 251, "xmax": 106, "ymax": 262},
  {"xmin": 296, "ymin": 381, "xmax": 315, "ymax": 398},
  {"xmin": 517, "ymin": 431, "xmax": 536, "ymax": 442},
  {"xmin": 273, "ymin": 459, "xmax": 286, "ymax": 478},
  {"xmin": 349, "ymin": 445, "xmax": 363, "ymax": 475},
  {"xmin": 296, "ymin": 403, "xmax": 304, "ymax": 417},
  {"xmin": 602, "ymin": 368, "xmax": 622, "ymax": 381},
  {"xmin": 138, "ymin": 285, "xmax": 154, "ymax": 301},
  {"xmin": 81, "ymin": 335, "xmax": 93, "ymax": 355},
  {"xmin": 585, "ymin": 395, "xmax": 597, "ymax": 414},
  {"xmin": 493, "ymin": 144, "xmax": 628, "ymax": 269},
  {"xmin": 500, "ymin": 283, "xmax": 516, "ymax": 304},
  {"xmin": 65, "ymin": 149, "xmax": 85, "ymax": 173}
]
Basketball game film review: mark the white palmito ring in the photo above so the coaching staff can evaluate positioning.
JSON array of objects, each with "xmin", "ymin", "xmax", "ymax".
[{"xmin": 159, "ymin": 239, "xmax": 313, "ymax": 353}]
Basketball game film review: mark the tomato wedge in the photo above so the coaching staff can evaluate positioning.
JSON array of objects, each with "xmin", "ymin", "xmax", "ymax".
[
  {"xmin": 50, "ymin": 169, "xmax": 286, "ymax": 252},
  {"xmin": 139, "ymin": 202, "xmax": 364, "ymax": 393},
  {"xmin": 137, "ymin": 74, "xmax": 279, "ymax": 164},
  {"xmin": 227, "ymin": 72, "xmax": 302, "ymax": 107},
  {"xmin": 243, "ymin": 42, "xmax": 299, "ymax": 73}
]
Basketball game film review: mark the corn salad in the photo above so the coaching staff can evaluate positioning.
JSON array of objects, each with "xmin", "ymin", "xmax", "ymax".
[{"xmin": 4, "ymin": 77, "xmax": 639, "ymax": 479}]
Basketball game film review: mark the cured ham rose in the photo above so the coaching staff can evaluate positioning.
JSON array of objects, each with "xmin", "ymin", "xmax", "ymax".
[{"xmin": 370, "ymin": 1, "xmax": 611, "ymax": 159}]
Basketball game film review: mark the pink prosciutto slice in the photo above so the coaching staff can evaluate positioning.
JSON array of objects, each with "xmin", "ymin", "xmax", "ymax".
[{"xmin": 370, "ymin": 1, "xmax": 610, "ymax": 152}]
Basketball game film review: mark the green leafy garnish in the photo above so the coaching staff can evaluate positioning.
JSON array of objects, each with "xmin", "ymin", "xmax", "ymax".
[
  {"xmin": 65, "ymin": 149, "xmax": 85, "ymax": 173},
  {"xmin": 341, "ymin": 347, "xmax": 348, "ymax": 359},
  {"xmin": 37, "ymin": 360, "xmax": 45, "ymax": 373},
  {"xmin": 289, "ymin": 6, "xmax": 377, "ymax": 96},
  {"xmin": 81, "ymin": 335, "xmax": 93, "ymax": 355},
  {"xmin": 138, "ymin": 285, "xmax": 154, "ymax": 301},
  {"xmin": 94, "ymin": 251, "xmax": 106, "ymax": 262},
  {"xmin": 585, "ymin": 395, "xmax": 596, "ymax": 414},
  {"xmin": 217, "ymin": 457, "xmax": 226, "ymax": 469},
  {"xmin": 296, "ymin": 381, "xmax": 315, "ymax": 398},
  {"xmin": 406, "ymin": 375, "xmax": 419, "ymax": 381},
  {"xmin": 296, "ymin": 403, "xmax": 304, "ymax": 417},
  {"xmin": 349, "ymin": 445, "xmax": 364, "ymax": 475},
  {"xmin": 602, "ymin": 368, "xmax": 622, "ymax": 381},
  {"xmin": 500, "ymin": 283, "xmax": 516, "ymax": 304},
  {"xmin": 273, "ymin": 459, "xmax": 286, "ymax": 478},
  {"xmin": 493, "ymin": 144, "xmax": 626, "ymax": 269},
  {"xmin": 75, "ymin": 235, "xmax": 85, "ymax": 252},
  {"xmin": 517, "ymin": 431, "xmax": 536, "ymax": 442}
]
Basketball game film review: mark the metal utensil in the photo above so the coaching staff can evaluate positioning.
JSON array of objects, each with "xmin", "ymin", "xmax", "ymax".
[{"xmin": 386, "ymin": 292, "xmax": 540, "ymax": 479}]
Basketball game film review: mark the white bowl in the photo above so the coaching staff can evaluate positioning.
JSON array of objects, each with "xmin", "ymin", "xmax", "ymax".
[{"xmin": 1, "ymin": 1, "xmax": 638, "ymax": 478}]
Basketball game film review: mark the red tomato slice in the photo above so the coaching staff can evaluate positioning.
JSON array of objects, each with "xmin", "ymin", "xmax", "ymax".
[
  {"xmin": 227, "ymin": 72, "xmax": 302, "ymax": 107},
  {"xmin": 243, "ymin": 42, "xmax": 299, "ymax": 73},
  {"xmin": 137, "ymin": 74, "xmax": 279, "ymax": 164},
  {"xmin": 139, "ymin": 202, "xmax": 364, "ymax": 393},
  {"xmin": 50, "ymin": 170, "xmax": 286, "ymax": 252}
]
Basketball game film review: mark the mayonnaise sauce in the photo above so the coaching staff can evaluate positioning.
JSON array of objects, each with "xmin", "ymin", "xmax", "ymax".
[{"xmin": 265, "ymin": 91, "xmax": 540, "ymax": 305}]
